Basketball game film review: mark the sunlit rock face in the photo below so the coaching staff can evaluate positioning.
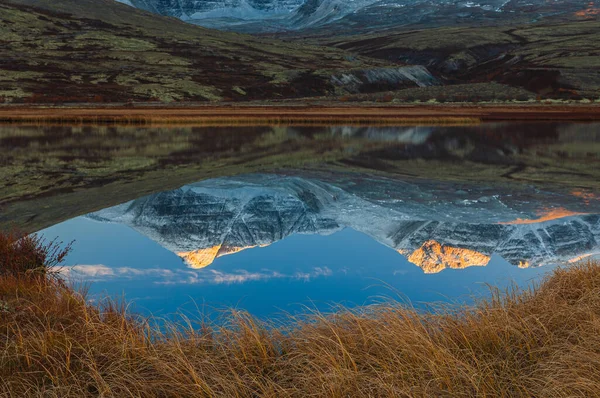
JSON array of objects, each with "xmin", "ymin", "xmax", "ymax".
[
  {"xmin": 89, "ymin": 174, "xmax": 600, "ymax": 272},
  {"xmin": 500, "ymin": 208, "xmax": 589, "ymax": 225},
  {"xmin": 406, "ymin": 240, "xmax": 491, "ymax": 274},
  {"xmin": 330, "ymin": 66, "xmax": 439, "ymax": 94},
  {"xmin": 178, "ymin": 246, "xmax": 222, "ymax": 269},
  {"xmin": 179, "ymin": 244, "xmax": 270, "ymax": 268}
]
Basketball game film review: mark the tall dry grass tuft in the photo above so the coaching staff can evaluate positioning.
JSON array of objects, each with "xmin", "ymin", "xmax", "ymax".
[
  {"xmin": 1, "ymin": 231, "xmax": 600, "ymax": 397},
  {"xmin": 0, "ymin": 231, "xmax": 71, "ymax": 278}
]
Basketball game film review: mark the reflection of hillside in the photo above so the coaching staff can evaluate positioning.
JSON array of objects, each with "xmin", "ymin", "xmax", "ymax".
[
  {"xmin": 3, "ymin": 122, "xmax": 599, "ymax": 235},
  {"xmin": 89, "ymin": 173, "xmax": 600, "ymax": 272}
]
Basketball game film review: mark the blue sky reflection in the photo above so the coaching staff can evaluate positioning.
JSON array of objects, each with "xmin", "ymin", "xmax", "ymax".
[{"xmin": 42, "ymin": 217, "xmax": 557, "ymax": 318}]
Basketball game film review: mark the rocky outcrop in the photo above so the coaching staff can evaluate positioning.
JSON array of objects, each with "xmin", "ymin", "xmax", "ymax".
[
  {"xmin": 290, "ymin": 0, "xmax": 378, "ymax": 28},
  {"xmin": 330, "ymin": 66, "xmax": 439, "ymax": 94},
  {"xmin": 405, "ymin": 240, "xmax": 491, "ymax": 274}
]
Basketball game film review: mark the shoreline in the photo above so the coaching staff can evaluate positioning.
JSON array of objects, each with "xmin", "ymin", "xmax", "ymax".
[{"xmin": 1, "ymin": 104, "xmax": 600, "ymax": 125}]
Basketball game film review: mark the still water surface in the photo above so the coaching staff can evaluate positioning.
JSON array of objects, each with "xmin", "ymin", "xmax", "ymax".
[{"xmin": 12, "ymin": 122, "xmax": 597, "ymax": 318}]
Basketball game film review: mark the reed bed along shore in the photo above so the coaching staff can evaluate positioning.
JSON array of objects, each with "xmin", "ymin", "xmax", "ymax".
[
  {"xmin": 2, "ymin": 104, "xmax": 600, "ymax": 127},
  {"xmin": 0, "ymin": 115, "xmax": 481, "ymax": 126},
  {"xmin": 1, "ymin": 232, "xmax": 600, "ymax": 397}
]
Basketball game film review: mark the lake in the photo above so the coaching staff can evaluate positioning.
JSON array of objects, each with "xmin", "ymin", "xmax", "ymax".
[{"xmin": 2, "ymin": 122, "xmax": 599, "ymax": 319}]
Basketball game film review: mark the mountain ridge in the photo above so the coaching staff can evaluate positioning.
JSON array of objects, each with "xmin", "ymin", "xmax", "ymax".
[
  {"xmin": 116, "ymin": 0, "xmax": 598, "ymax": 33},
  {"xmin": 89, "ymin": 174, "xmax": 600, "ymax": 272}
]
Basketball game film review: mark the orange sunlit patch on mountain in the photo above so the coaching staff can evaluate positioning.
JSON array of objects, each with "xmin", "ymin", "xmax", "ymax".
[
  {"xmin": 401, "ymin": 240, "xmax": 490, "ymax": 274},
  {"xmin": 178, "ymin": 246, "xmax": 222, "ymax": 269},
  {"xmin": 518, "ymin": 261, "xmax": 530, "ymax": 269},
  {"xmin": 572, "ymin": 190, "xmax": 599, "ymax": 205},
  {"xmin": 499, "ymin": 208, "xmax": 588, "ymax": 225},
  {"xmin": 575, "ymin": 2, "xmax": 600, "ymax": 17},
  {"xmin": 568, "ymin": 253, "xmax": 600, "ymax": 263},
  {"xmin": 178, "ymin": 244, "xmax": 271, "ymax": 269}
]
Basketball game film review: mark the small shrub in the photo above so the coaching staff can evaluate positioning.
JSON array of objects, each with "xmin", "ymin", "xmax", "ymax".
[{"xmin": 0, "ymin": 231, "xmax": 72, "ymax": 278}]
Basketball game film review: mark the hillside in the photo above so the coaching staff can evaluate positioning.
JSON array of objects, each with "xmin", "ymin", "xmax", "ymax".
[
  {"xmin": 1, "ymin": 0, "xmax": 439, "ymax": 103},
  {"xmin": 2, "ymin": 0, "xmax": 600, "ymax": 103},
  {"xmin": 315, "ymin": 19, "xmax": 600, "ymax": 101}
]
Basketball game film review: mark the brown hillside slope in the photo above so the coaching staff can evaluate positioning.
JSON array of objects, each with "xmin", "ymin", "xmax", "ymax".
[
  {"xmin": 318, "ymin": 19, "xmax": 600, "ymax": 100},
  {"xmin": 0, "ymin": 0, "xmax": 395, "ymax": 103}
]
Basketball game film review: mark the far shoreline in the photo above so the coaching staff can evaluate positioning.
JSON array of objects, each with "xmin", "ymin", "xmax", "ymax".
[{"xmin": 1, "ymin": 103, "xmax": 600, "ymax": 126}]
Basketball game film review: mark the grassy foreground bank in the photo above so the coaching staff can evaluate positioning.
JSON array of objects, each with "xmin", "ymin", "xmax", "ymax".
[{"xmin": 1, "ymin": 234, "xmax": 600, "ymax": 397}]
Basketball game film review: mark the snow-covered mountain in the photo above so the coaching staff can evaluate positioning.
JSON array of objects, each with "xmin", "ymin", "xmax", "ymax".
[
  {"xmin": 115, "ymin": 0, "xmax": 593, "ymax": 32},
  {"xmin": 290, "ymin": 0, "xmax": 380, "ymax": 28},
  {"xmin": 89, "ymin": 173, "xmax": 600, "ymax": 273},
  {"xmin": 118, "ymin": 0, "xmax": 303, "ymax": 21}
]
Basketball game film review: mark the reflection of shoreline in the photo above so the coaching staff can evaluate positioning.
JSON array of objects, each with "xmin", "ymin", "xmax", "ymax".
[
  {"xmin": 4, "ymin": 121, "xmax": 600, "ymax": 238},
  {"xmin": 89, "ymin": 174, "xmax": 600, "ymax": 272}
]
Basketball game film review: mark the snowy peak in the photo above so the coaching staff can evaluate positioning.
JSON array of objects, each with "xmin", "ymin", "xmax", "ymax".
[
  {"xmin": 123, "ymin": 0, "xmax": 303, "ymax": 20},
  {"xmin": 115, "ymin": 0, "xmax": 594, "ymax": 32},
  {"xmin": 290, "ymin": 0, "xmax": 379, "ymax": 28},
  {"xmin": 89, "ymin": 174, "xmax": 600, "ymax": 272}
]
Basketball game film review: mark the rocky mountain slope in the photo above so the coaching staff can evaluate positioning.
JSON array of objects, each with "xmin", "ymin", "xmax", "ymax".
[
  {"xmin": 288, "ymin": 0, "xmax": 596, "ymax": 33},
  {"xmin": 90, "ymin": 173, "xmax": 600, "ymax": 272},
  {"xmin": 117, "ymin": 0, "xmax": 596, "ymax": 33},
  {"xmin": 316, "ymin": 18, "xmax": 600, "ymax": 100},
  {"xmin": 120, "ymin": 0, "xmax": 302, "ymax": 20}
]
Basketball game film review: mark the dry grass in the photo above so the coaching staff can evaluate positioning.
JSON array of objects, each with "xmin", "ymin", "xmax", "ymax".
[
  {"xmin": 0, "ymin": 115, "xmax": 481, "ymax": 126},
  {"xmin": 0, "ymin": 231, "xmax": 71, "ymax": 278},
  {"xmin": 1, "ymin": 233, "xmax": 600, "ymax": 397}
]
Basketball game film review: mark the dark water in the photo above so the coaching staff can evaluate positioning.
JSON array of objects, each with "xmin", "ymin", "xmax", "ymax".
[{"xmin": 5, "ymin": 122, "xmax": 598, "ymax": 318}]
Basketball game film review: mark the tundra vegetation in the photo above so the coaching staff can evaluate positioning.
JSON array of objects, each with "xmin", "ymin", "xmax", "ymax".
[
  {"xmin": 1, "ymin": 231, "xmax": 600, "ymax": 397},
  {"xmin": 1, "ymin": 0, "xmax": 600, "ymax": 104}
]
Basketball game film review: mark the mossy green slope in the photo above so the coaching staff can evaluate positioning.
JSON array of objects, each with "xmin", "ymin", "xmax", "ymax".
[{"xmin": 0, "ymin": 0, "xmax": 388, "ymax": 103}]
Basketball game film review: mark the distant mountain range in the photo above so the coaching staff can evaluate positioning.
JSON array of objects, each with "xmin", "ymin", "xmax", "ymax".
[
  {"xmin": 118, "ymin": 0, "xmax": 301, "ymax": 20},
  {"xmin": 89, "ymin": 173, "xmax": 600, "ymax": 273},
  {"xmin": 116, "ymin": 0, "xmax": 597, "ymax": 32}
]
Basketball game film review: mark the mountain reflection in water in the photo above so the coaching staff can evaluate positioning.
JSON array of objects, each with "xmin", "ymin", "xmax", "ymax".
[
  {"xmin": 40, "ymin": 170, "xmax": 600, "ymax": 317},
  {"xmin": 87, "ymin": 173, "xmax": 600, "ymax": 272}
]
